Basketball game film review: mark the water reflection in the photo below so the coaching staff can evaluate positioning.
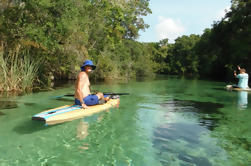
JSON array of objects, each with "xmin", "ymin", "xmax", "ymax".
[
  {"xmin": 237, "ymin": 91, "xmax": 248, "ymax": 110},
  {"xmin": 13, "ymin": 120, "xmax": 51, "ymax": 134},
  {"xmin": 154, "ymin": 123, "xmax": 212, "ymax": 166},
  {"xmin": 160, "ymin": 100, "xmax": 223, "ymax": 130},
  {"xmin": 77, "ymin": 121, "xmax": 90, "ymax": 150},
  {"xmin": 155, "ymin": 99, "xmax": 226, "ymax": 166},
  {"xmin": 76, "ymin": 112, "xmax": 107, "ymax": 150}
]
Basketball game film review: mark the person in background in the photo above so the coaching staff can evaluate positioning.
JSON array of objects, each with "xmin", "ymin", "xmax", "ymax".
[
  {"xmin": 233, "ymin": 65, "xmax": 249, "ymax": 89},
  {"xmin": 74, "ymin": 60, "xmax": 109, "ymax": 109}
]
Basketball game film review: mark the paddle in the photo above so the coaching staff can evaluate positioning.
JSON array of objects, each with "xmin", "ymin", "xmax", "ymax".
[
  {"xmin": 103, "ymin": 92, "xmax": 130, "ymax": 95},
  {"xmin": 55, "ymin": 92, "xmax": 130, "ymax": 98}
]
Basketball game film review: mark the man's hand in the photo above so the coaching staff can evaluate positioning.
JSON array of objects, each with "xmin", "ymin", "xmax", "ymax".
[
  {"xmin": 234, "ymin": 70, "xmax": 237, "ymax": 77},
  {"xmin": 81, "ymin": 103, "xmax": 88, "ymax": 109},
  {"xmin": 104, "ymin": 96, "xmax": 110, "ymax": 101},
  {"xmin": 237, "ymin": 65, "xmax": 241, "ymax": 70}
]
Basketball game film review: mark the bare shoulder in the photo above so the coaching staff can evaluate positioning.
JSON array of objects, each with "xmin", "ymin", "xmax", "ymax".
[{"xmin": 78, "ymin": 72, "xmax": 87, "ymax": 80}]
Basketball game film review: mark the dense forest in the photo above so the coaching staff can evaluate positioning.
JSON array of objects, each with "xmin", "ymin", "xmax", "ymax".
[
  {"xmin": 0, "ymin": 0, "xmax": 250, "ymax": 92},
  {"xmin": 152, "ymin": 0, "xmax": 250, "ymax": 82}
]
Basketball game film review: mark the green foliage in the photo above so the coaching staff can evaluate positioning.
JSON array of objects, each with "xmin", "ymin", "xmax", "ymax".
[
  {"xmin": 0, "ymin": 51, "xmax": 39, "ymax": 92},
  {"xmin": 93, "ymin": 39, "xmax": 155, "ymax": 80},
  {"xmin": 150, "ymin": 35, "xmax": 200, "ymax": 75},
  {"xmin": 0, "ymin": 0, "xmax": 153, "ymax": 92},
  {"xmin": 150, "ymin": 0, "xmax": 250, "ymax": 81},
  {"xmin": 2, "ymin": 0, "xmax": 248, "ymax": 92},
  {"xmin": 194, "ymin": 0, "xmax": 251, "ymax": 80},
  {"xmin": 171, "ymin": 34, "xmax": 200, "ymax": 75}
]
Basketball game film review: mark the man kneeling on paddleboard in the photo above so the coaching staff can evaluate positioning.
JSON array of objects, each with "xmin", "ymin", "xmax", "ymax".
[
  {"xmin": 74, "ymin": 60, "xmax": 109, "ymax": 109},
  {"xmin": 233, "ymin": 65, "xmax": 249, "ymax": 89}
]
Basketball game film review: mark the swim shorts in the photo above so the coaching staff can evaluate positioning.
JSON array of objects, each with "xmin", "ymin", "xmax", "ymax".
[{"xmin": 75, "ymin": 94, "xmax": 99, "ymax": 106}]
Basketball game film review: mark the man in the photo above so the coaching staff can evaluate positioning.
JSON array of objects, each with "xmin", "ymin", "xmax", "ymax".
[
  {"xmin": 233, "ymin": 65, "xmax": 249, "ymax": 89},
  {"xmin": 74, "ymin": 60, "xmax": 108, "ymax": 109}
]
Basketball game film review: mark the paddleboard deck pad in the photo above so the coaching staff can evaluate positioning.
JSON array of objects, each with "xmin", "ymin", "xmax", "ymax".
[
  {"xmin": 226, "ymin": 85, "xmax": 251, "ymax": 91},
  {"xmin": 32, "ymin": 99, "xmax": 119, "ymax": 125}
]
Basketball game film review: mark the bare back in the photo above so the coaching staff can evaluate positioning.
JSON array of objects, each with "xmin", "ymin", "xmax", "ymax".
[{"xmin": 74, "ymin": 72, "xmax": 91, "ymax": 100}]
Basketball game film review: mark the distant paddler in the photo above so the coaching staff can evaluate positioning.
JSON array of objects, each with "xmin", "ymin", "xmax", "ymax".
[{"xmin": 227, "ymin": 65, "xmax": 250, "ymax": 90}]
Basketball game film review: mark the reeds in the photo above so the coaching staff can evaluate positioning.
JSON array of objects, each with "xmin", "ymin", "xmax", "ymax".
[{"xmin": 0, "ymin": 51, "xmax": 39, "ymax": 92}]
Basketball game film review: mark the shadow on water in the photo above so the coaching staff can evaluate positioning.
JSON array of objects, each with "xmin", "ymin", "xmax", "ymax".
[
  {"xmin": 154, "ymin": 123, "xmax": 212, "ymax": 166},
  {"xmin": 161, "ymin": 99, "xmax": 224, "ymax": 130},
  {"xmin": 55, "ymin": 98, "xmax": 74, "ymax": 102},
  {"xmin": 0, "ymin": 100, "xmax": 18, "ymax": 115},
  {"xmin": 13, "ymin": 120, "xmax": 52, "ymax": 134},
  {"xmin": 23, "ymin": 102, "xmax": 36, "ymax": 107},
  {"xmin": 211, "ymin": 87, "xmax": 227, "ymax": 91},
  {"xmin": 0, "ymin": 100, "xmax": 18, "ymax": 110},
  {"xmin": 178, "ymin": 154, "xmax": 212, "ymax": 166},
  {"xmin": 0, "ymin": 101, "xmax": 37, "ymax": 116},
  {"xmin": 154, "ymin": 99, "xmax": 224, "ymax": 166},
  {"xmin": 154, "ymin": 122, "xmax": 204, "ymax": 145}
]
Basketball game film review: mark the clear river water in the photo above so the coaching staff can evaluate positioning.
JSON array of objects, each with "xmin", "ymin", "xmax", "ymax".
[{"xmin": 0, "ymin": 76, "xmax": 250, "ymax": 166}]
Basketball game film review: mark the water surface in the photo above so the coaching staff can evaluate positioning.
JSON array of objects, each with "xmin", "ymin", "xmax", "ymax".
[{"xmin": 0, "ymin": 76, "xmax": 250, "ymax": 166}]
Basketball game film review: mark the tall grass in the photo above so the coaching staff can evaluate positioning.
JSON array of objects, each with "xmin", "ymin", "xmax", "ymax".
[{"xmin": 0, "ymin": 51, "xmax": 39, "ymax": 92}]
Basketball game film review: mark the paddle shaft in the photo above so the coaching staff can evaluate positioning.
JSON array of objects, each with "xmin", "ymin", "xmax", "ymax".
[
  {"xmin": 63, "ymin": 93, "xmax": 129, "ymax": 97},
  {"xmin": 103, "ymin": 93, "xmax": 130, "ymax": 95}
]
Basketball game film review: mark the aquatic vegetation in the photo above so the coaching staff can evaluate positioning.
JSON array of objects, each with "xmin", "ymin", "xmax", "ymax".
[{"xmin": 0, "ymin": 52, "xmax": 39, "ymax": 92}]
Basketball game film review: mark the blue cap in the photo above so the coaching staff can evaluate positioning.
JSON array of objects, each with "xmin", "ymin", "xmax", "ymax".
[{"xmin": 80, "ymin": 60, "xmax": 96, "ymax": 71}]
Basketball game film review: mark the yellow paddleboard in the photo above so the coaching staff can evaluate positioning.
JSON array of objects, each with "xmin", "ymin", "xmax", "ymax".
[
  {"xmin": 32, "ymin": 99, "xmax": 119, "ymax": 125},
  {"xmin": 226, "ymin": 85, "xmax": 251, "ymax": 91}
]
